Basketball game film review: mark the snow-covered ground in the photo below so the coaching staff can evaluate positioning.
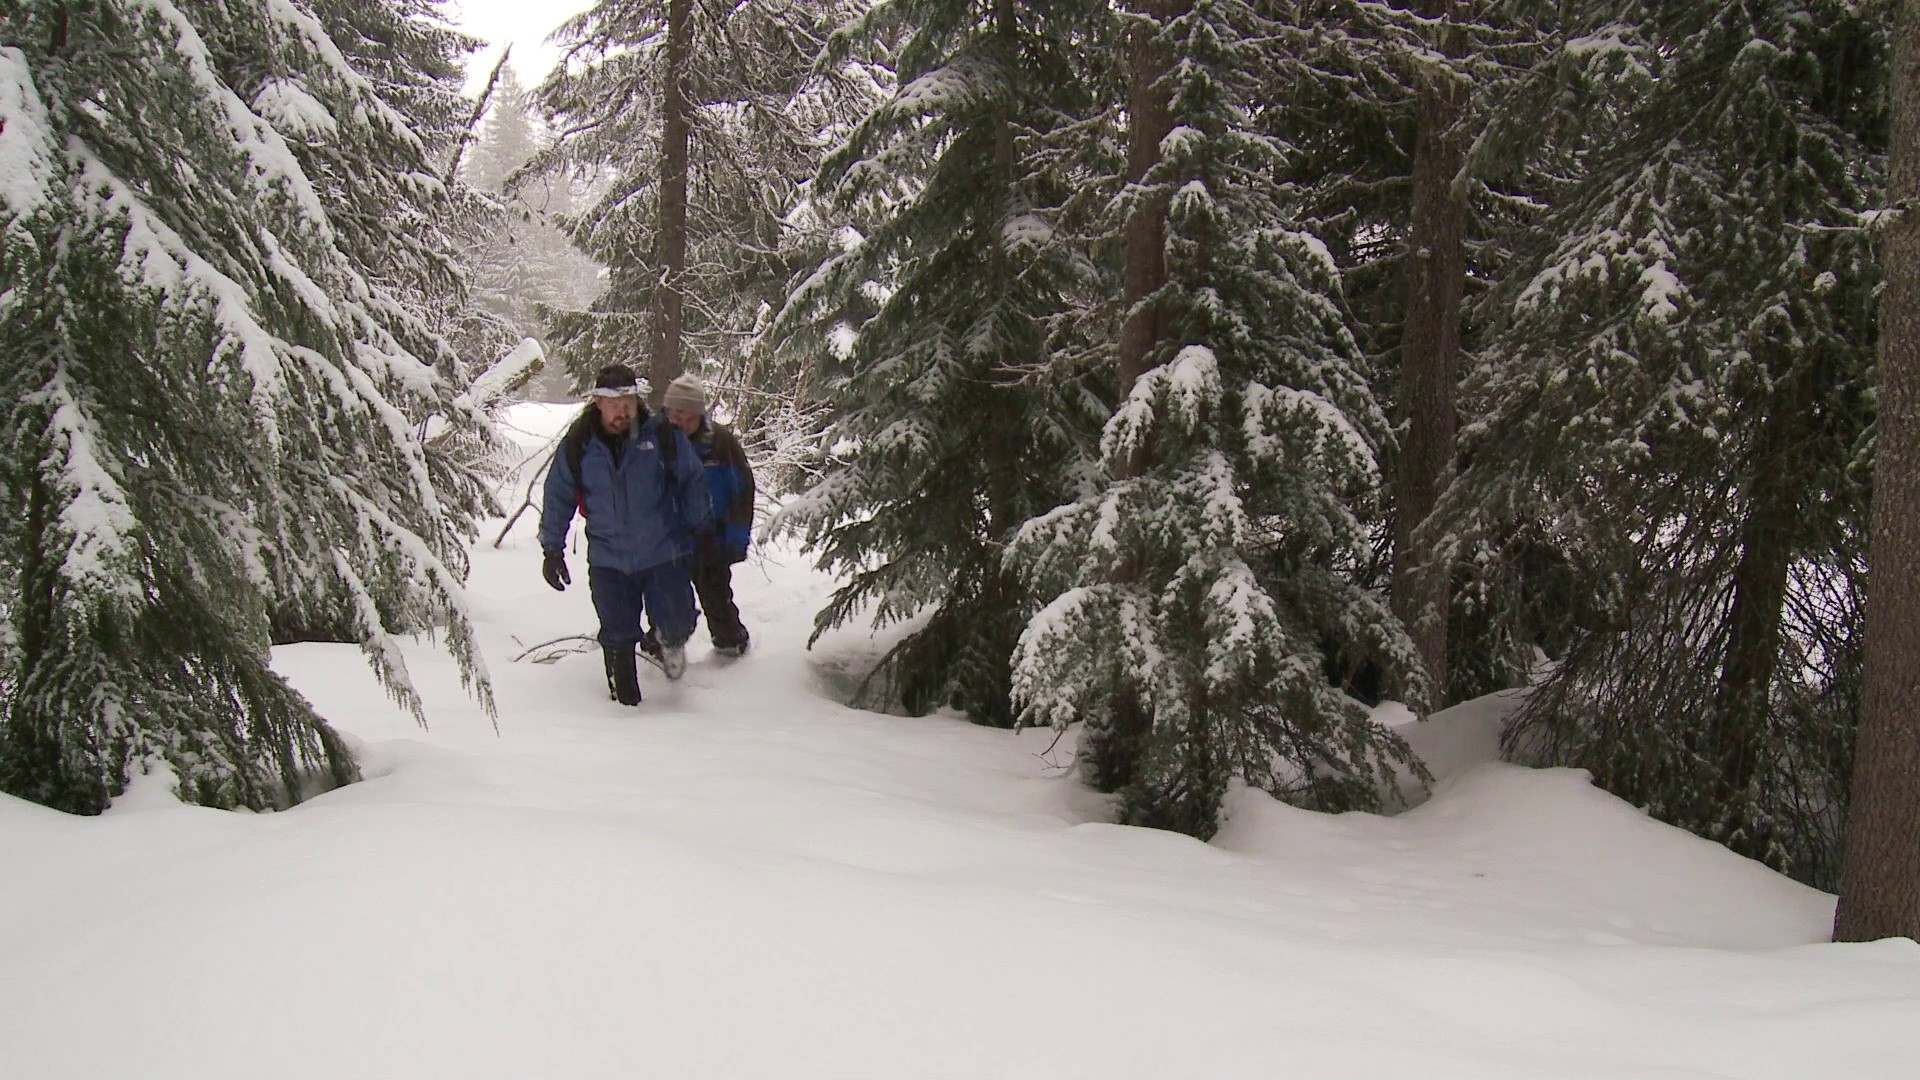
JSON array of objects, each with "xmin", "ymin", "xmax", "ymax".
[{"xmin": 4, "ymin": 404, "xmax": 1918, "ymax": 1079}]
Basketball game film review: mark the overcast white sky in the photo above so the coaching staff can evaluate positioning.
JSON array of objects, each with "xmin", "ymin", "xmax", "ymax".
[{"xmin": 448, "ymin": 0, "xmax": 594, "ymax": 93}]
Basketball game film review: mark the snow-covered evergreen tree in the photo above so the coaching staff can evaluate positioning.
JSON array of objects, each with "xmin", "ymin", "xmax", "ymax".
[
  {"xmin": 769, "ymin": 0, "xmax": 1117, "ymax": 724},
  {"xmin": 0, "ymin": 0, "xmax": 496, "ymax": 814},
  {"xmin": 1835, "ymin": 0, "xmax": 1920, "ymax": 942},
  {"xmin": 527, "ymin": 0, "xmax": 864, "ymax": 398},
  {"xmin": 268, "ymin": 0, "xmax": 511, "ymax": 642},
  {"xmin": 1008, "ymin": 0, "xmax": 1429, "ymax": 835},
  {"xmin": 1258, "ymin": 1, "xmax": 1561, "ymax": 706},
  {"xmin": 1440, "ymin": 0, "xmax": 1886, "ymax": 886}
]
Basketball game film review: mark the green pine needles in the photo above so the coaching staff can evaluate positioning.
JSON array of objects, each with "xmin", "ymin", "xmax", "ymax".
[
  {"xmin": 772, "ymin": 0, "xmax": 1116, "ymax": 726},
  {"xmin": 0, "ymin": 0, "xmax": 498, "ymax": 813},
  {"xmin": 1440, "ymin": 0, "xmax": 1884, "ymax": 886},
  {"xmin": 1006, "ymin": 1, "xmax": 1429, "ymax": 835}
]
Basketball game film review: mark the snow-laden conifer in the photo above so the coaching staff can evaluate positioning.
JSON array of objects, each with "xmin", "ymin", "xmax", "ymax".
[
  {"xmin": 769, "ymin": 0, "xmax": 1117, "ymax": 724},
  {"xmin": 0, "ymin": 0, "xmax": 496, "ymax": 814},
  {"xmin": 1258, "ymin": 1, "xmax": 1561, "ymax": 705},
  {"xmin": 527, "ymin": 0, "xmax": 868, "ymax": 396},
  {"xmin": 1007, "ymin": 0, "xmax": 1429, "ymax": 835},
  {"xmin": 264, "ymin": 0, "xmax": 510, "ymax": 642},
  {"xmin": 1439, "ymin": 0, "xmax": 1885, "ymax": 886}
]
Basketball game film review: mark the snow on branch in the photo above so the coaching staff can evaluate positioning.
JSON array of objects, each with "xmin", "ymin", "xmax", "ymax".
[
  {"xmin": 263, "ymin": 0, "xmax": 423, "ymax": 152},
  {"xmin": 1637, "ymin": 260, "xmax": 1684, "ymax": 323},
  {"xmin": 328, "ymin": 476, "xmax": 494, "ymax": 705},
  {"xmin": 41, "ymin": 375, "xmax": 140, "ymax": 601},
  {"xmin": 888, "ymin": 57, "xmax": 994, "ymax": 120},
  {"xmin": 250, "ymin": 77, "xmax": 338, "ymax": 140},
  {"xmin": 1202, "ymin": 558, "xmax": 1277, "ymax": 690},
  {"xmin": 332, "ymin": 549, "xmax": 423, "ymax": 723},
  {"xmin": 1242, "ymin": 379, "xmax": 1379, "ymax": 486},
  {"xmin": 69, "ymin": 145, "xmax": 298, "ymax": 443},
  {"xmin": 1011, "ymin": 584, "xmax": 1163, "ymax": 733},
  {"xmin": 1192, "ymin": 448, "xmax": 1250, "ymax": 553},
  {"xmin": 326, "ymin": 349, "xmax": 445, "ymax": 523},
  {"xmin": 138, "ymin": 0, "xmax": 334, "ymax": 236},
  {"xmin": 1101, "ymin": 345, "xmax": 1221, "ymax": 469},
  {"xmin": 1007, "ymin": 496, "xmax": 1113, "ymax": 591},
  {"xmin": 455, "ymin": 337, "xmax": 545, "ymax": 412},
  {"xmin": 0, "ymin": 47, "xmax": 57, "ymax": 226}
]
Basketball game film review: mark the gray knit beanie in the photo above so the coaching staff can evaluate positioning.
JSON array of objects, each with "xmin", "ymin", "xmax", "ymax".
[{"xmin": 662, "ymin": 373, "xmax": 708, "ymax": 414}]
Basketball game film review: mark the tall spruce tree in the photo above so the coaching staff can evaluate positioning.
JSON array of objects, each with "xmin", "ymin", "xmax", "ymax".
[
  {"xmin": 268, "ymin": 0, "xmax": 511, "ymax": 643},
  {"xmin": 1834, "ymin": 0, "xmax": 1920, "ymax": 943},
  {"xmin": 529, "ymin": 0, "xmax": 861, "ymax": 399},
  {"xmin": 769, "ymin": 0, "xmax": 1117, "ymax": 724},
  {"xmin": 1390, "ymin": 0, "xmax": 1472, "ymax": 702},
  {"xmin": 1263, "ymin": 1, "xmax": 1560, "ymax": 707},
  {"xmin": 1440, "ymin": 0, "xmax": 1886, "ymax": 885},
  {"xmin": 0, "ymin": 0, "xmax": 495, "ymax": 814},
  {"xmin": 1008, "ymin": 0, "xmax": 1429, "ymax": 835}
]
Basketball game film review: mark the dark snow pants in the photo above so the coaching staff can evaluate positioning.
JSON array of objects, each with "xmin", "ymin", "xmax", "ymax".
[
  {"xmin": 589, "ymin": 561, "xmax": 696, "ymax": 649},
  {"xmin": 693, "ymin": 556, "xmax": 747, "ymax": 649}
]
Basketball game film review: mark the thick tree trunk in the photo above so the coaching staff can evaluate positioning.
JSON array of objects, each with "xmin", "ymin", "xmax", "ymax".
[
  {"xmin": 1088, "ymin": 0, "xmax": 1188, "ymax": 793},
  {"xmin": 1117, "ymin": 0, "xmax": 1184, "ymax": 437},
  {"xmin": 1708, "ymin": 360, "xmax": 1813, "ymax": 828},
  {"xmin": 651, "ymin": 0, "xmax": 693, "ymax": 403},
  {"xmin": 990, "ymin": 0, "xmax": 1016, "ymax": 292},
  {"xmin": 1835, "ymin": 0, "xmax": 1920, "ymax": 943},
  {"xmin": 1391, "ymin": 0, "xmax": 1467, "ymax": 709}
]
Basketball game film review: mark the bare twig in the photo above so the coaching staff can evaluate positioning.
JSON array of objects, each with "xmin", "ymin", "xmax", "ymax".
[
  {"xmin": 445, "ymin": 47, "xmax": 513, "ymax": 186},
  {"xmin": 493, "ymin": 431, "xmax": 565, "ymax": 548},
  {"xmin": 1033, "ymin": 723, "xmax": 1077, "ymax": 772},
  {"xmin": 510, "ymin": 633, "xmax": 599, "ymax": 663}
]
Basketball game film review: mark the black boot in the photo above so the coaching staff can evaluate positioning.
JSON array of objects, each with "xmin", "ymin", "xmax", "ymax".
[
  {"xmin": 713, "ymin": 630, "xmax": 750, "ymax": 659},
  {"xmin": 603, "ymin": 644, "xmax": 641, "ymax": 706}
]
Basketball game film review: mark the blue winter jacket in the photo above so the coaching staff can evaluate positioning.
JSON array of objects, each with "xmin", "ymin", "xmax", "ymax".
[
  {"xmin": 689, "ymin": 419, "xmax": 755, "ymax": 558},
  {"xmin": 539, "ymin": 412, "xmax": 712, "ymax": 573}
]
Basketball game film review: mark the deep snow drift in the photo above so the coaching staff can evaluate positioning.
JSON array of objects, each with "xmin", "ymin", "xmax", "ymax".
[{"xmin": 3, "ymin": 404, "xmax": 1916, "ymax": 1080}]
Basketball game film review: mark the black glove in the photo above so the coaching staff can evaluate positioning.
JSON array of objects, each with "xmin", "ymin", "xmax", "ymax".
[
  {"xmin": 695, "ymin": 528, "xmax": 722, "ymax": 566},
  {"xmin": 542, "ymin": 551, "xmax": 570, "ymax": 592}
]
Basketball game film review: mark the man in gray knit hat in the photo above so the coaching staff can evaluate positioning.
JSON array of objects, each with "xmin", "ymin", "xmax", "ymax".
[{"xmin": 649, "ymin": 373, "xmax": 756, "ymax": 658}]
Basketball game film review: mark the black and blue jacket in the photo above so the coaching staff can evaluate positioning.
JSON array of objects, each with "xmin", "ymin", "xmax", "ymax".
[{"xmin": 688, "ymin": 419, "xmax": 755, "ymax": 560}]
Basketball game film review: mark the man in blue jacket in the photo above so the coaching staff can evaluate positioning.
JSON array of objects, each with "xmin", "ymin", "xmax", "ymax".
[{"xmin": 540, "ymin": 364, "xmax": 711, "ymax": 706}]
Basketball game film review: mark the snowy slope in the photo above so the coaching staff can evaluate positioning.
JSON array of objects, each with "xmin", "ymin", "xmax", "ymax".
[{"xmin": 3, "ymin": 403, "xmax": 1917, "ymax": 1080}]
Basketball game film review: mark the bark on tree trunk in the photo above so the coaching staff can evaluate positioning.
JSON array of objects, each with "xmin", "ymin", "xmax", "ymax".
[
  {"xmin": 1835, "ymin": 0, "xmax": 1920, "ymax": 944},
  {"xmin": 1391, "ymin": 0, "xmax": 1467, "ymax": 710},
  {"xmin": 1707, "ymin": 360, "xmax": 1814, "ymax": 832},
  {"xmin": 1117, "ymin": 0, "xmax": 1184, "ymax": 449},
  {"xmin": 991, "ymin": 0, "xmax": 1015, "ymax": 293},
  {"xmin": 1089, "ymin": 0, "xmax": 1188, "ymax": 793},
  {"xmin": 651, "ymin": 0, "xmax": 693, "ymax": 404}
]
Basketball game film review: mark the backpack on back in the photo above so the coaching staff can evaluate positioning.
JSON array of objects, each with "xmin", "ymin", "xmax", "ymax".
[
  {"xmin": 558, "ymin": 410, "xmax": 684, "ymax": 527},
  {"xmin": 561, "ymin": 410, "xmax": 679, "ymax": 494}
]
